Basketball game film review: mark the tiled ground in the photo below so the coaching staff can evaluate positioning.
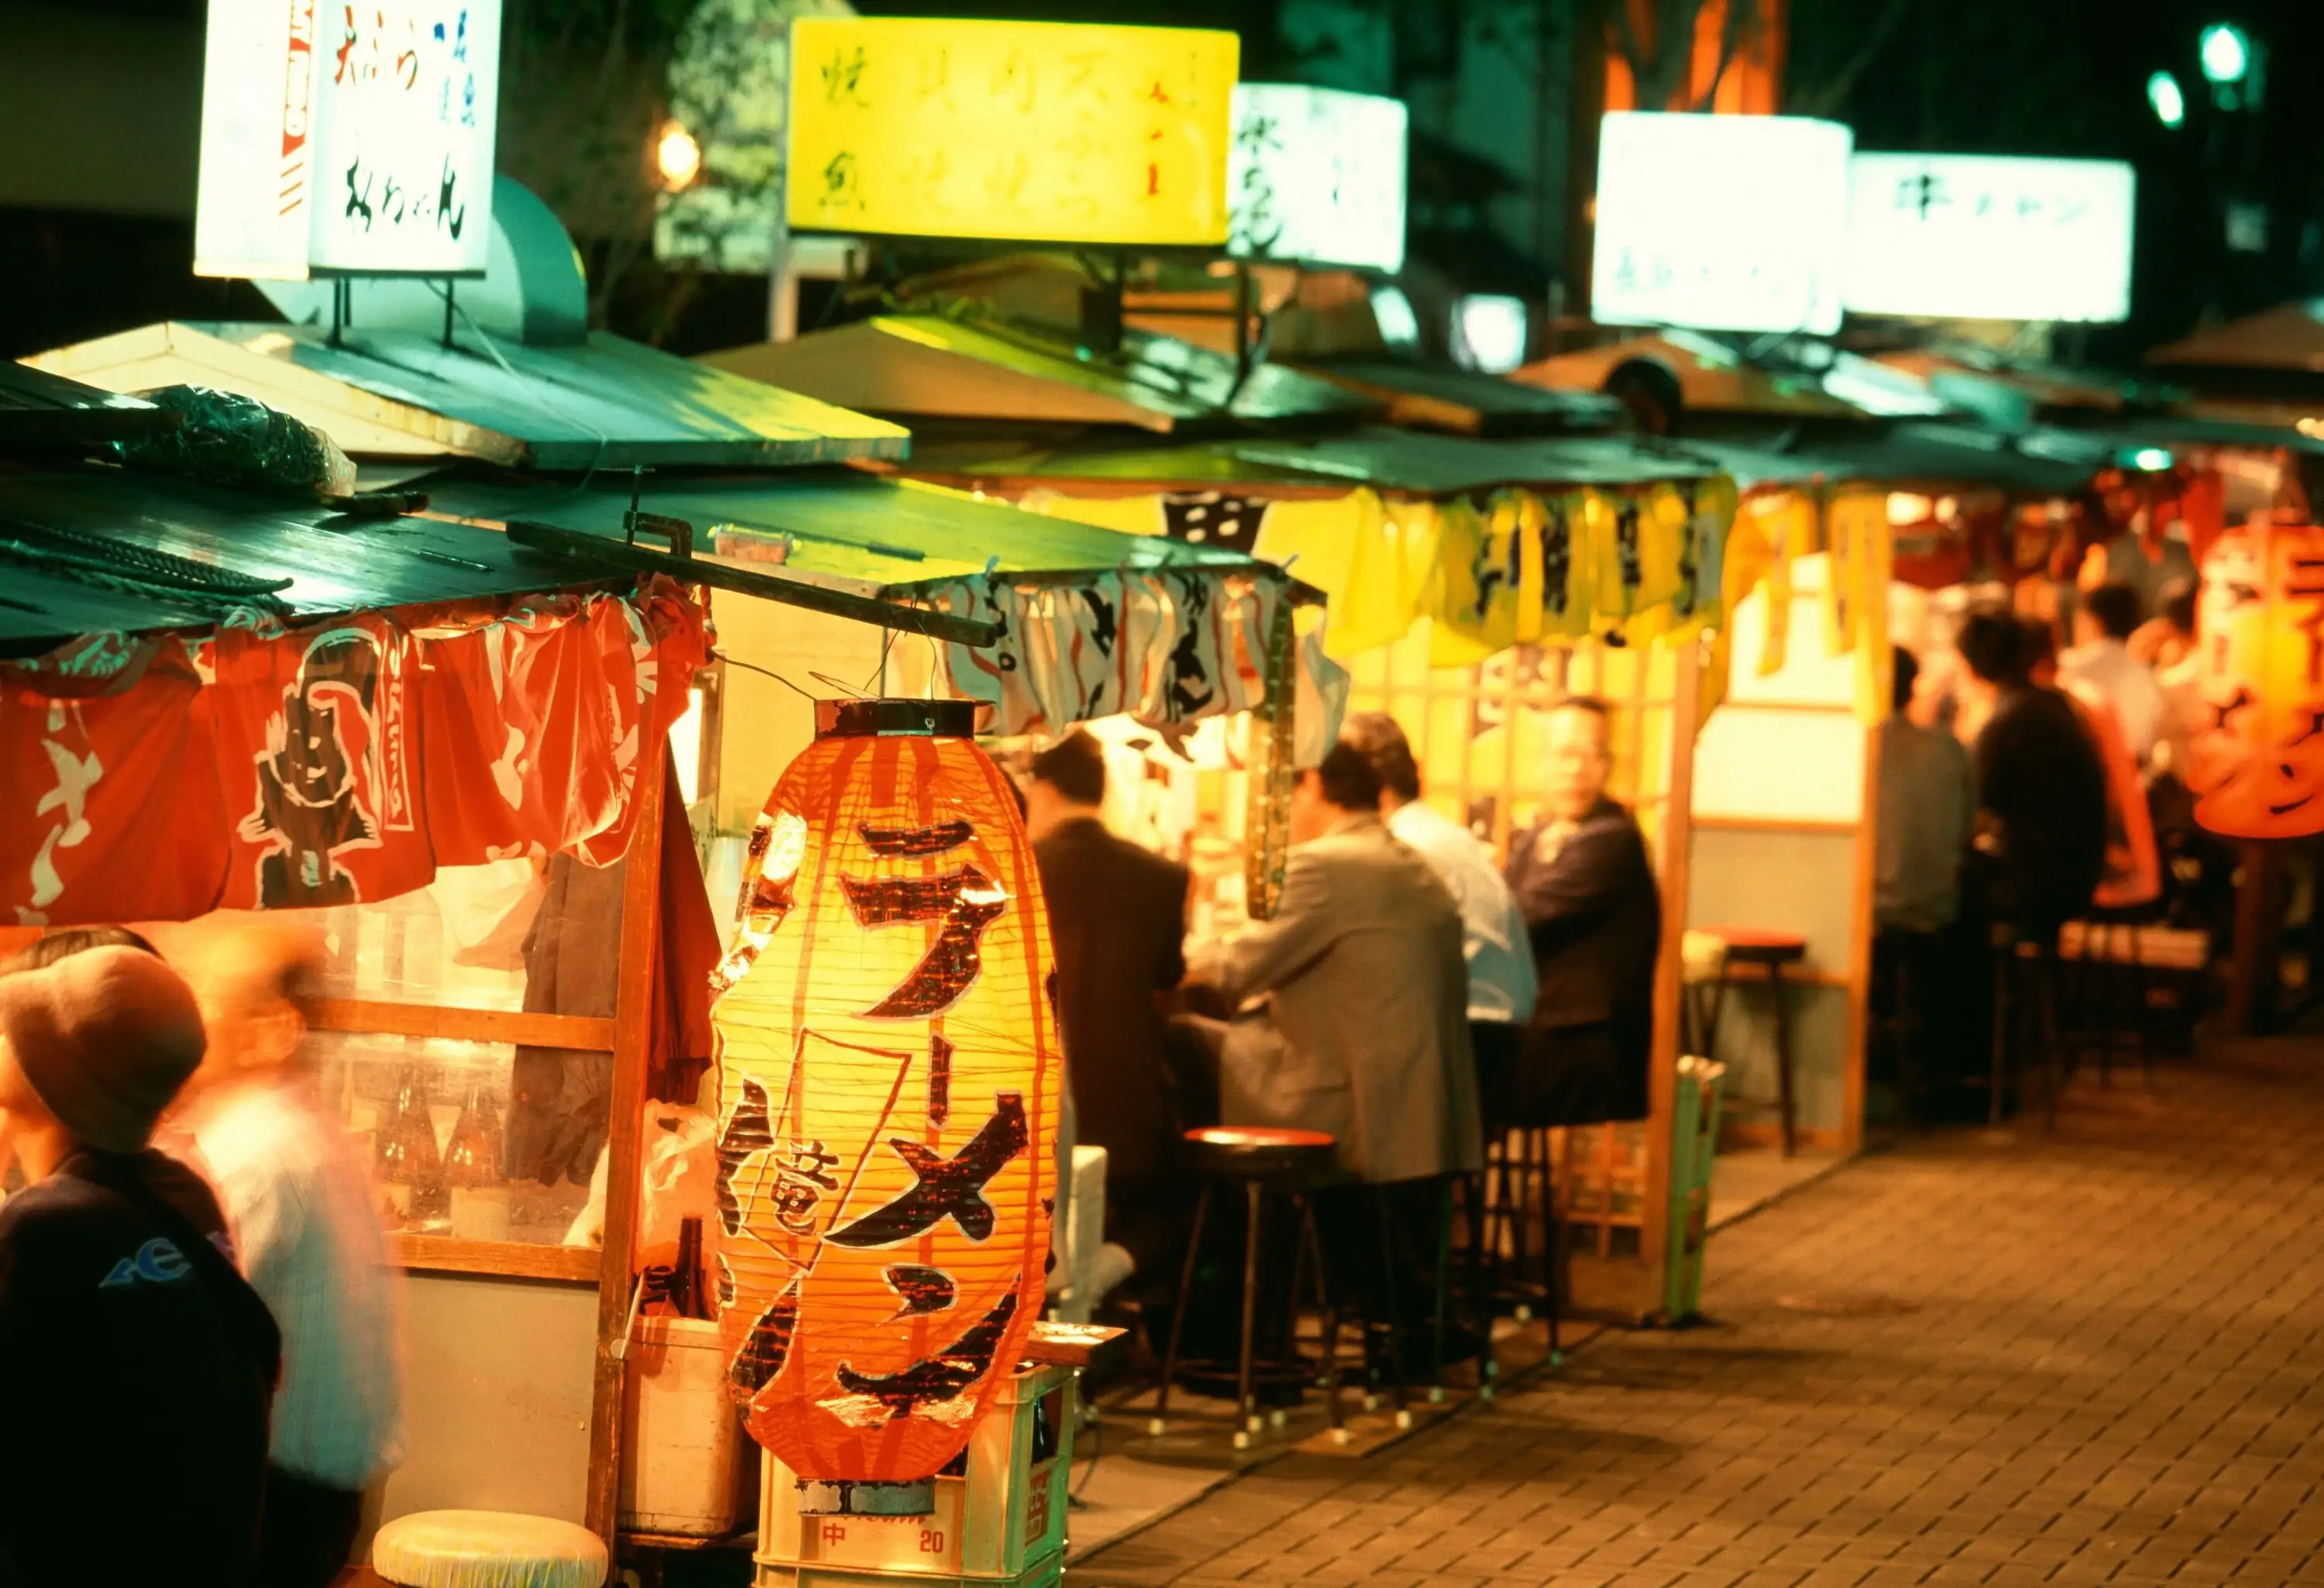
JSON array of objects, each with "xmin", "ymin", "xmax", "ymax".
[{"xmin": 1074, "ymin": 1040, "xmax": 2324, "ymax": 1587}]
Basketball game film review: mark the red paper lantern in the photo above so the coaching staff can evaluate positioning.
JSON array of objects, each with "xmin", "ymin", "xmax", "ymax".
[
  {"xmin": 710, "ymin": 699, "xmax": 1059, "ymax": 1481},
  {"xmin": 2192, "ymin": 521, "xmax": 2324, "ymax": 840}
]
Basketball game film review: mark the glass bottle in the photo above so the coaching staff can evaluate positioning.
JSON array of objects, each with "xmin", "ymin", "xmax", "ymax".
[
  {"xmin": 442, "ymin": 1081, "xmax": 511, "ymax": 1242},
  {"xmin": 377, "ymin": 1066, "xmax": 447, "ymax": 1227}
]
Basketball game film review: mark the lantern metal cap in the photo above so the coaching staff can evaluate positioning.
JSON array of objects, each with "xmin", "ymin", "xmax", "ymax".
[{"xmin": 814, "ymin": 696, "xmax": 980, "ymax": 740}]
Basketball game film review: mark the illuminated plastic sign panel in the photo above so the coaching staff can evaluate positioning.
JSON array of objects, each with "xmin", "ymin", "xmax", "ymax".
[
  {"xmin": 195, "ymin": 0, "xmax": 502, "ymax": 280},
  {"xmin": 1591, "ymin": 112, "xmax": 1852, "ymax": 335},
  {"xmin": 1844, "ymin": 154, "xmax": 2136, "ymax": 323},
  {"xmin": 786, "ymin": 17, "xmax": 1238, "ymax": 246},
  {"xmin": 1228, "ymin": 84, "xmax": 1407, "ymax": 272}
]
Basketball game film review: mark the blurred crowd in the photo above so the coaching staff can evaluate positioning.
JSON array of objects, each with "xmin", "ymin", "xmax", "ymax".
[{"xmin": 1875, "ymin": 573, "xmax": 2223, "ymax": 1115}]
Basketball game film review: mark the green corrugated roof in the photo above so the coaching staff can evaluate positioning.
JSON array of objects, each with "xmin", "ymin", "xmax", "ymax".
[
  {"xmin": 1226, "ymin": 428, "xmax": 1723, "ymax": 493},
  {"xmin": 1289, "ymin": 358, "xmax": 1625, "ymax": 436},
  {"xmin": 900, "ymin": 425, "xmax": 1718, "ymax": 495},
  {"xmin": 30, "ymin": 321, "xmax": 910, "ymax": 470},
  {"xmin": 868, "ymin": 315, "xmax": 1370, "ymax": 427},
  {"xmin": 255, "ymin": 326, "xmax": 911, "ymax": 469},
  {"xmin": 1695, "ymin": 422, "xmax": 2106, "ymax": 495},
  {"xmin": 0, "ymin": 462, "xmax": 612, "ymax": 654},
  {"xmin": 419, "ymin": 466, "xmax": 1257, "ymax": 592}
]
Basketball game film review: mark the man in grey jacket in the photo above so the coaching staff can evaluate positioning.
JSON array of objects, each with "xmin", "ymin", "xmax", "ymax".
[{"xmin": 1187, "ymin": 743, "xmax": 1482, "ymax": 1186}]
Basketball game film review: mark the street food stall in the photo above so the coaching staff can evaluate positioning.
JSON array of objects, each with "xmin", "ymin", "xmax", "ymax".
[{"xmin": 707, "ymin": 304, "xmax": 1762, "ymax": 1322}]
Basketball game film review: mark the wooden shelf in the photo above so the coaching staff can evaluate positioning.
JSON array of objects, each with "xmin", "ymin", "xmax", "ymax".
[
  {"xmin": 309, "ymin": 999, "xmax": 617, "ymax": 1053},
  {"xmin": 389, "ymin": 1232, "xmax": 602, "ymax": 1284}
]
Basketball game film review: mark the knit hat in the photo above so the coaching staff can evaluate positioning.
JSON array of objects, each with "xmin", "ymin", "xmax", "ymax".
[{"xmin": 0, "ymin": 945, "xmax": 207, "ymax": 1153}]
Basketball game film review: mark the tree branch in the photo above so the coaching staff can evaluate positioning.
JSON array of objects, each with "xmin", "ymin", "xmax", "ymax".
[{"xmin": 1787, "ymin": 0, "xmax": 1915, "ymax": 118}]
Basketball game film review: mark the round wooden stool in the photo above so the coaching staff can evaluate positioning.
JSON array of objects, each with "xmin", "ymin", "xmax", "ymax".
[
  {"xmin": 1700, "ymin": 927, "xmax": 1809, "ymax": 1157},
  {"xmin": 371, "ymin": 1511, "xmax": 609, "ymax": 1588},
  {"xmin": 1154, "ymin": 1126, "xmax": 1339, "ymax": 1448}
]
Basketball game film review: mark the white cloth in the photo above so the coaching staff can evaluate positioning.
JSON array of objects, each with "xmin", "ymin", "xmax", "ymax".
[
  {"xmin": 187, "ymin": 1081, "xmax": 404, "ymax": 1490},
  {"xmin": 1387, "ymin": 799, "xmax": 1538, "ymax": 1025},
  {"xmin": 2061, "ymin": 638, "xmax": 2167, "ymax": 773}
]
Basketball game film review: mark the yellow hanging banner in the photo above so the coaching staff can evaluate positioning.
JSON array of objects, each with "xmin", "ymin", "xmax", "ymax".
[{"xmin": 787, "ymin": 17, "xmax": 1239, "ymax": 246}]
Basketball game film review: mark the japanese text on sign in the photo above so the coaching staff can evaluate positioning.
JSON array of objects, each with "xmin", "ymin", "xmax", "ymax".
[
  {"xmin": 1227, "ymin": 84, "xmax": 1407, "ymax": 273},
  {"xmin": 195, "ymin": 0, "xmax": 501, "ymax": 279},
  {"xmin": 1843, "ymin": 154, "xmax": 2135, "ymax": 323},
  {"xmin": 1591, "ymin": 112, "xmax": 1853, "ymax": 336},
  {"xmin": 786, "ymin": 17, "xmax": 1238, "ymax": 246}
]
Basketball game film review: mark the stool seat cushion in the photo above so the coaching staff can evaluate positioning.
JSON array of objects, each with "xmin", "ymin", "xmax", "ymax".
[
  {"xmin": 1184, "ymin": 1126, "xmax": 1336, "ymax": 1150},
  {"xmin": 1707, "ymin": 926, "xmax": 1807, "ymax": 961},
  {"xmin": 372, "ymin": 1511, "xmax": 609, "ymax": 1588},
  {"xmin": 1680, "ymin": 930, "xmax": 1728, "ymax": 983}
]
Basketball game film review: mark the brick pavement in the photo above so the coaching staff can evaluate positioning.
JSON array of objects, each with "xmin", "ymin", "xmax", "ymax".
[{"xmin": 1075, "ymin": 1040, "xmax": 2324, "ymax": 1587}]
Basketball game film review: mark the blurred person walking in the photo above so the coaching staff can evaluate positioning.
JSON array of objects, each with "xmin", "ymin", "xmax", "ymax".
[
  {"xmin": 0, "ymin": 933, "xmax": 279, "ymax": 1588},
  {"xmin": 179, "ymin": 926, "xmax": 404, "ymax": 1588}
]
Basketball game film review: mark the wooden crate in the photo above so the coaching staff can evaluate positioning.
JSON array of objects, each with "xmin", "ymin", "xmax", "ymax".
[{"xmin": 755, "ymin": 1363, "xmax": 1075, "ymax": 1588}]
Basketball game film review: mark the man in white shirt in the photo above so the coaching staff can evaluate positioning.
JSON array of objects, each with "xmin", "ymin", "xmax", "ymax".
[
  {"xmin": 177, "ymin": 926, "xmax": 404, "ymax": 1588},
  {"xmin": 2062, "ymin": 581, "xmax": 2167, "ymax": 773},
  {"xmin": 1341, "ymin": 713, "xmax": 1537, "ymax": 1126}
]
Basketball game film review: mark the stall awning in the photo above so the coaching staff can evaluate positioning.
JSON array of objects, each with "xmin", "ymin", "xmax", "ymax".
[
  {"xmin": 22, "ymin": 321, "xmax": 911, "ymax": 469},
  {"xmin": 0, "ymin": 461, "xmax": 712, "ymax": 926},
  {"xmin": 698, "ymin": 315, "xmax": 1375, "ymax": 435},
  {"xmin": 1514, "ymin": 334, "xmax": 1868, "ymax": 420},
  {"xmin": 1694, "ymin": 421, "xmax": 2106, "ymax": 497},
  {"xmin": 418, "ymin": 466, "xmax": 1262, "ymax": 590},
  {"xmin": 416, "ymin": 466, "xmax": 1343, "ymax": 748},
  {"xmin": 1226, "ymin": 427, "xmax": 1724, "ymax": 494},
  {"xmin": 0, "ymin": 462, "xmax": 622, "ymax": 653},
  {"xmin": 1283, "ymin": 359, "xmax": 1624, "ymax": 437}
]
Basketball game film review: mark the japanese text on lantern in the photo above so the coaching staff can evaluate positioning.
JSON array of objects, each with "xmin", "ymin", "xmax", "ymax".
[
  {"xmin": 2192, "ymin": 522, "xmax": 2324, "ymax": 839},
  {"xmin": 710, "ymin": 717, "xmax": 1057, "ymax": 1480},
  {"xmin": 786, "ymin": 17, "xmax": 1236, "ymax": 246}
]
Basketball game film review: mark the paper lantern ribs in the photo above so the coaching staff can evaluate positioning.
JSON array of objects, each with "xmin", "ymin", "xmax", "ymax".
[
  {"xmin": 709, "ymin": 699, "xmax": 1059, "ymax": 1481},
  {"xmin": 2192, "ymin": 522, "xmax": 2324, "ymax": 840}
]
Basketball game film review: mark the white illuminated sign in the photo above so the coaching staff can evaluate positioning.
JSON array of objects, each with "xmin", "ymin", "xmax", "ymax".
[
  {"xmin": 1591, "ymin": 111, "xmax": 1852, "ymax": 335},
  {"xmin": 1842, "ymin": 154, "xmax": 2136, "ymax": 324},
  {"xmin": 195, "ymin": 0, "xmax": 501, "ymax": 280},
  {"xmin": 1227, "ymin": 84, "xmax": 1408, "ymax": 273}
]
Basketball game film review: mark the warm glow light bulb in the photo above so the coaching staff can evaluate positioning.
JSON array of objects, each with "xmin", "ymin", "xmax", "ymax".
[{"xmin": 656, "ymin": 120, "xmax": 703, "ymax": 191}]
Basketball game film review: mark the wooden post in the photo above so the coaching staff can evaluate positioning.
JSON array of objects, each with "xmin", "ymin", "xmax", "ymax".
[
  {"xmin": 583, "ymin": 752, "xmax": 672, "ymax": 1545},
  {"xmin": 1841, "ymin": 722, "xmax": 1878, "ymax": 1157},
  {"xmin": 1640, "ymin": 638, "xmax": 1702, "ymax": 1322},
  {"xmin": 2225, "ymin": 839, "xmax": 2283, "ymax": 1035}
]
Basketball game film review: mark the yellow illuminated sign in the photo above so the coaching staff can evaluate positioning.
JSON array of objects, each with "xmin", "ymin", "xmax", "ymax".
[{"xmin": 786, "ymin": 17, "xmax": 1238, "ymax": 246}]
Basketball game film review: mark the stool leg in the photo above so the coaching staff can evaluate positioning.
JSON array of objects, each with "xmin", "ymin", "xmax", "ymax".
[
  {"xmin": 1770, "ymin": 962, "xmax": 1796, "ymax": 1158},
  {"xmin": 1235, "ymin": 1181, "xmax": 1263, "ymax": 1445},
  {"xmin": 2101, "ymin": 920, "xmax": 2119, "ymax": 1092},
  {"xmin": 1299, "ymin": 1194, "xmax": 1346, "ymax": 1439},
  {"xmin": 1545, "ymin": 1138, "xmax": 1564, "ymax": 1367},
  {"xmin": 1464, "ymin": 1173, "xmax": 1497, "ymax": 1400},
  {"xmin": 1989, "ymin": 944, "xmax": 2012, "ymax": 1129},
  {"xmin": 1153, "ymin": 1181, "xmax": 1211, "ymax": 1430},
  {"xmin": 1428, "ymin": 1177, "xmax": 1452, "ymax": 1400},
  {"xmin": 2130, "ymin": 923, "xmax": 2153, "ymax": 1086},
  {"xmin": 2035, "ymin": 944, "xmax": 2062, "ymax": 1131},
  {"xmin": 1372, "ymin": 1187, "xmax": 1410, "ymax": 1421}
]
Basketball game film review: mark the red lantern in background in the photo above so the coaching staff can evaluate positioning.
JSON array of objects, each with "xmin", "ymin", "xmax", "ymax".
[
  {"xmin": 2192, "ymin": 521, "xmax": 2324, "ymax": 839},
  {"xmin": 710, "ymin": 699, "xmax": 1058, "ymax": 1481}
]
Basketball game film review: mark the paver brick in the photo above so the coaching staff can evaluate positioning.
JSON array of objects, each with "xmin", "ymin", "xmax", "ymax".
[{"xmin": 1078, "ymin": 1043, "xmax": 2324, "ymax": 1587}]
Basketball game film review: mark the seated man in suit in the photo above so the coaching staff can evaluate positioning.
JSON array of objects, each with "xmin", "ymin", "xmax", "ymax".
[
  {"xmin": 1025, "ymin": 731, "xmax": 1193, "ymax": 1286},
  {"xmin": 1185, "ymin": 742, "xmax": 1481, "ymax": 1188},
  {"xmin": 1503, "ymin": 696, "xmax": 1662, "ymax": 1126}
]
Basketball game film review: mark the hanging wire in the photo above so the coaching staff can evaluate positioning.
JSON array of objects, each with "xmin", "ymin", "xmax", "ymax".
[{"xmin": 714, "ymin": 649, "xmax": 821, "ymax": 703}]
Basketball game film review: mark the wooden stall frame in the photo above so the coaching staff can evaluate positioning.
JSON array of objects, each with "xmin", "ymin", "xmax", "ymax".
[
  {"xmin": 1638, "ymin": 640, "xmax": 1702, "ymax": 1322},
  {"xmin": 585, "ymin": 754, "xmax": 670, "ymax": 1544}
]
